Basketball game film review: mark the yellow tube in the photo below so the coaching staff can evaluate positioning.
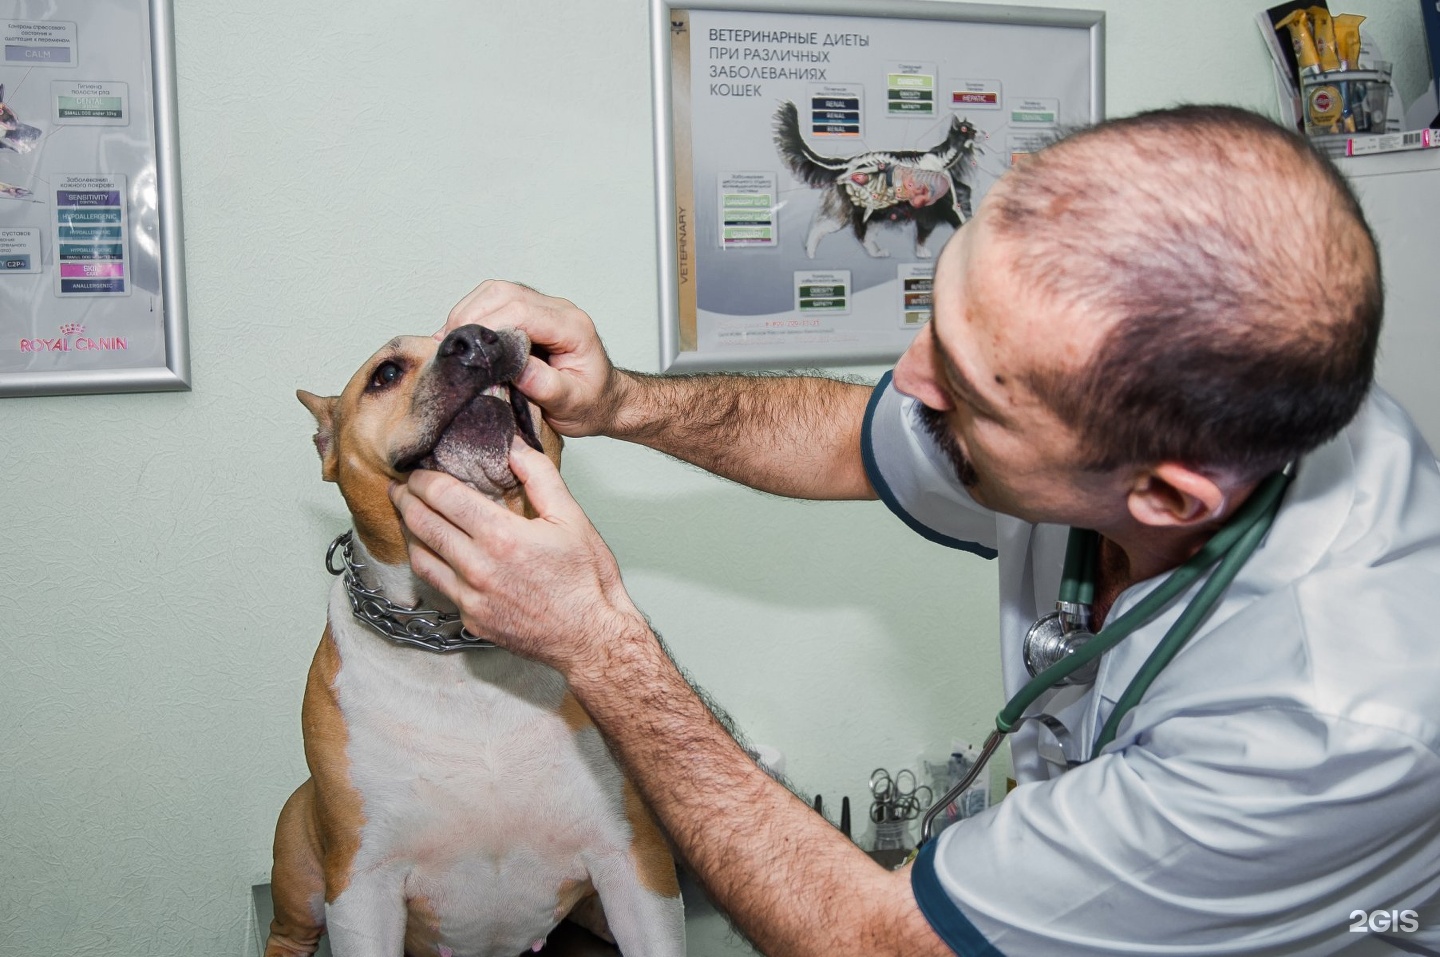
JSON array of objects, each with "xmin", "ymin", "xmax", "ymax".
[
  {"xmin": 1333, "ymin": 14, "xmax": 1365, "ymax": 70},
  {"xmin": 1308, "ymin": 8, "xmax": 1341, "ymax": 72},
  {"xmin": 1278, "ymin": 10, "xmax": 1322, "ymax": 75}
]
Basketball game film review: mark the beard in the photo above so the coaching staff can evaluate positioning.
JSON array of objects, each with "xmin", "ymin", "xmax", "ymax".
[{"xmin": 917, "ymin": 404, "xmax": 979, "ymax": 490}]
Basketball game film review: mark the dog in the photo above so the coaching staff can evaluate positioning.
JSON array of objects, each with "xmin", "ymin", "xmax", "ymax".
[
  {"xmin": 268, "ymin": 325, "xmax": 685, "ymax": 957},
  {"xmin": 772, "ymin": 100, "xmax": 978, "ymax": 259},
  {"xmin": 0, "ymin": 85, "xmax": 42, "ymax": 154}
]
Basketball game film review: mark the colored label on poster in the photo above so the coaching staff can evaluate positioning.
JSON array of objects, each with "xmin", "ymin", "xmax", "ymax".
[
  {"xmin": 1011, "ymin": 97, "xmax": 1060, "ymax": 125},
  {"xmin": 810, "ymin": 83, "xmax": 864, "ymax": 137},
  {"xmin": 52, "ymin": 174, "xmax": 130, "ymax": 297},
  {"xmin": 951, "ymin": 79, "xmax": 1003, "ymax": 109},
  {"xmin": 53, "ymin": 81, "xmax": 130, "ymax": 125},
  {"xmin": 0, "ymin": 228, "xmax": 42, "ymax": 274},
  {"xmin": 718, "ymin": 171, "xmax": 777, "ymax": 247},
  {"xmin": 3, "ymin": 19, "xmax": 77, "ymax": 65},
  {"xmin": 898, "ymin": 263, "xmax": 934, "ymax": 326},
  {"xmin": 887, "ymin": 62, "xmax": 936, "ymax": 116},
  {"xmin": 795, "ymin": 270, "xmax": 850, "ymax": 315}
]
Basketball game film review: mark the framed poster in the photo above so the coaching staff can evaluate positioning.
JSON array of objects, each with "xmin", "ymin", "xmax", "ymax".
[
  {"xmin": 652, "ymin": 0, "xmax": 1102, "ymax": 371},
  {"xmin": 0, "ymin": 0, "xmax": 188, "ymax": 397}
]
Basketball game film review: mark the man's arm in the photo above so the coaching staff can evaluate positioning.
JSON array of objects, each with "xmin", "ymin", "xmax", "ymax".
[
  {"xmin": 389, "ymin": 448, "xmax": 951, "ymax": 957},
  {"xmin": 441, "ymin": 280, "xmax": 877, "ymax": 501}
]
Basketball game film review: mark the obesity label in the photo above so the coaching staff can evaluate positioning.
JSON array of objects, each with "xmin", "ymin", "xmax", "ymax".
[
  {"xmin": 3, "ymin": 19, "xmax": 77, "ymax": 66},
  {"xmin": 52, "ymin": 174, "xmax": 129, "ymax": 296},
  {"xmin": 795, "ymin": 269, "xmax": 850, "ymax": 315},
  {"xmin": 52, "ymin": 80, "xmax": 128, "ymax": 126},
  {"xmin": 887, "ymin": 61, "xmax": 936, "ymax": 117}
]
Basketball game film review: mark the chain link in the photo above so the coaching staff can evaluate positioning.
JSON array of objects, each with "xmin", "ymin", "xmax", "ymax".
[{"xmin": 326, "ymin": 531, "xmax": 496, "ymax": 653}]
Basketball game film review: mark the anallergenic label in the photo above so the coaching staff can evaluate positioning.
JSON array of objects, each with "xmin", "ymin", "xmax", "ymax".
[{"xmin": 52, "ymin": 174, "xmax": 129, "ymax": 296}]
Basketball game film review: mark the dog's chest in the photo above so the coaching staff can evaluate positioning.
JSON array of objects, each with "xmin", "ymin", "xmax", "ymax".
[{"xmin": 326, "ymin": 611, "xmax": 628, "ymax": 950}]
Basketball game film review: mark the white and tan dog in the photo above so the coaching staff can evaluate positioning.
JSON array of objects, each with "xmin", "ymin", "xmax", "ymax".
[{"xmin": 267, "ymin": 325, "xmax": 685, "ymax": 957}]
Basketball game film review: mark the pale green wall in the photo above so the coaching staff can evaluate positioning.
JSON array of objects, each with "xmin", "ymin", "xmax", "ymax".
[{"xmin": 0, "ymin": 1, "xmax": 1427, "ymax": 954}]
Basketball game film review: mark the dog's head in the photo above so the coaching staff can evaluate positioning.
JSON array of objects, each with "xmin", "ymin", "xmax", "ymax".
[{"xmin": 298, "ymin": 325, "xmax": 561, "ymax": 564}]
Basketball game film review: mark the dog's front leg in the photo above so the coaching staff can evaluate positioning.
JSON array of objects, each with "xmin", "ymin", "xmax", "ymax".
[
  {"xmin": 586, "ymin": 851, "xmax": 686, "ymax": 957},
  {"xmin": 324, "ymin": 869, "xmax": 408, "ymax": 957}
]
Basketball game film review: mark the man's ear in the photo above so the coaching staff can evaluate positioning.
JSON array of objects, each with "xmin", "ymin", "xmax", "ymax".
[
  {"xmin": 1126, "ymin": 462, "xmax": 1233, "ymax": 529},
  {"xmin": 297, "ymin": 389, "xmax": 340, "ymax": 483}
]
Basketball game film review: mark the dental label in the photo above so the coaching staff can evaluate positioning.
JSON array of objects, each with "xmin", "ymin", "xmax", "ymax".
[
  {"xmin": 1011, "ymin": 97, "xmax": 1059, "ymax": 125},
  {"xmin": 53, "ymin": 81, "xmax": 129, "ymax": 126}
]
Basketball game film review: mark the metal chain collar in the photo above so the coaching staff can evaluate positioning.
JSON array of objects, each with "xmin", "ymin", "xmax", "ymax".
[{"xmin": 326, "ymin": 531, "xmax": 496, "ymax": 653}]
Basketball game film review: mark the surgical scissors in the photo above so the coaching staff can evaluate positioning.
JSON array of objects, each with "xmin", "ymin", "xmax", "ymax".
[{"xmin": 869, "ymin": 768, "xmax": 932, "ymax": 823}]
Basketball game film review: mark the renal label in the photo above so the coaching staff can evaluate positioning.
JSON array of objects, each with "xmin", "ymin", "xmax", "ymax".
[{"xmin": 52, "ymin": 174, "xmax": 129, "ymax": 296}]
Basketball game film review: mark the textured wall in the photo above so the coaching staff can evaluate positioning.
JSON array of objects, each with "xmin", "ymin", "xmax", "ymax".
[{"xmin": 0, "ymin": 1, "xmax": 1426, "ymax": 955}]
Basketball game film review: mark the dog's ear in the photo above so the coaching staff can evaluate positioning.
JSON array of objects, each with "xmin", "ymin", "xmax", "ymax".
[{"xmin": 297, "ymin": 389, "xmax": 340, "ymax": 483}]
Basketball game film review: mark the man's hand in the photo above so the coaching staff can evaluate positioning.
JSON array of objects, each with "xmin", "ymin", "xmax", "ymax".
[
  {"xmin": 440, "ymin": 281, "xmax": 630, "ymax": 439},
  {"xmin": 389, "ymin": 437, "xmax": 642, "ymax": 678}
]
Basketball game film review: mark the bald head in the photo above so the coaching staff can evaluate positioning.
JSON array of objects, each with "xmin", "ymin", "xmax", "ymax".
[{"xmin": 983, "ymin": 105, "xmax": 1381, "ymax": 477}]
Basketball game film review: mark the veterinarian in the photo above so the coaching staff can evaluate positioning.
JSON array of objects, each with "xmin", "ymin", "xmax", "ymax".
[{"xmin": 390, "ymin": 105, "xmax": 1440, "ymax": 956}]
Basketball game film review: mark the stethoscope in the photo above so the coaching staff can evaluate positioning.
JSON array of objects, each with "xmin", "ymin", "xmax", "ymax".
[{"xmin": 917, "ymin": 466, "xmax": 1294, "ymax": 846}]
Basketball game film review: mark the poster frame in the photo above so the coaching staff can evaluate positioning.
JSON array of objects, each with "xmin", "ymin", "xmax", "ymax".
[
  {"xmin": 0, "ymin": 0, "xmax": 189, "ymax": 397},
  {"xmin": 651, "ymin": 0, "xmax": 1103, "ymax": 372}
]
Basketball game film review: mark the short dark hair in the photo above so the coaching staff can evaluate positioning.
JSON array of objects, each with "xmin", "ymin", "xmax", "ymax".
[{"xmin": 990, "ymin": 104, "xmax": 1382, "ymax": 478}]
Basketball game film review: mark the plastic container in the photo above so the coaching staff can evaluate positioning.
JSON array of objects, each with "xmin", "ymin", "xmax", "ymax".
[{"xmin": 1302, "ymin": 61, "xmax": 1392, "ymax": 137}]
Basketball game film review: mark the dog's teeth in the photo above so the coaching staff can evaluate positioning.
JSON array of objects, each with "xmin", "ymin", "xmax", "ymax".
[{"xmin": 482, "ymin": 384, "xmax": 509, "ymax": 399}]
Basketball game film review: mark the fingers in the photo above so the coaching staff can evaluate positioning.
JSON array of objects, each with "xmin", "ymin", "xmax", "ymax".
[{"xmin": 508, "ymin": 439, "xmax": 583, "ymax": 525}]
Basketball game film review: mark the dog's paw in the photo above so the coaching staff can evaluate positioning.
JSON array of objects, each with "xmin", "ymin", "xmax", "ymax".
[{"xmin": 915, "ymin": 245, "xmax": 934, "ymax": 259}]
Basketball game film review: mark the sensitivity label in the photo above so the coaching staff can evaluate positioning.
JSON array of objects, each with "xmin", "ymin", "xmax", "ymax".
[
  {"xmin": 52, "ymin": 80, "xmax": 129, "ymax": 125},
  {"xmin": 52, "ymin": 174, "xmax": 129, "ymax": 296}
]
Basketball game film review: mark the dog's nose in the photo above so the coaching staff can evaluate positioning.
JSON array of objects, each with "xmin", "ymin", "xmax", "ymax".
[{"xmin": 438, "ymin": 324, "xmax": 502, "ymax": 371}]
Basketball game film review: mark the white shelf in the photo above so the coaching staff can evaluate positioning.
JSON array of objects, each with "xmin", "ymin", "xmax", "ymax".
[{"xmin": 1336, "ymin": 145, "xmax": 1440, "ymax": 178}]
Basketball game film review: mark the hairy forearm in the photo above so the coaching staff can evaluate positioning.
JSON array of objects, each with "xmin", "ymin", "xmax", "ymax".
[
  {"xmin": 604, "ymin": 371, "xmax": 877, "ymax": 501},
  {"xmin": 569, "ymin": 615, "xmax": 945, "ymax": 957}
]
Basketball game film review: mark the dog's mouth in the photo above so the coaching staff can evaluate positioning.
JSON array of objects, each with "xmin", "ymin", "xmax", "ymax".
[{"xmin": 395, "ymin": 381, "xmax": 542, "ymax": 489}]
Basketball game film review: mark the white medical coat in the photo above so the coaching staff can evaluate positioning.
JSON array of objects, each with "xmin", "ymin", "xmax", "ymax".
[{"xmin": 863, "ymin": 374, "xmax": 1440, "ymax": 956}]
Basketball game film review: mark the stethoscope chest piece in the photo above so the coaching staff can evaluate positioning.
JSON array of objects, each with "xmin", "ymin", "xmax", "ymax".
[{"xmin": 1023, "ymin": 600, "xmax": 1100, "ymax": 685}]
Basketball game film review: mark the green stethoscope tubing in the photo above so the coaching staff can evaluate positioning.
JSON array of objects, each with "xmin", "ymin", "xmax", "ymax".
[{"xmin": 918, "ymin": 466, "xmax": 1294, "ymax": 846}]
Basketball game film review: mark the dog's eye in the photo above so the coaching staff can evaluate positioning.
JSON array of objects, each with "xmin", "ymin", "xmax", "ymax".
[{"xmin": 368, "ymin": 361, "xmax": 403, "ymax": 391}]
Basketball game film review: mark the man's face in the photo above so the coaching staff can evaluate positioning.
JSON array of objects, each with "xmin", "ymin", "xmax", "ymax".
[{"xmin": 892, "ymin": 208, "xmax": 1119, "ymax": 527}]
